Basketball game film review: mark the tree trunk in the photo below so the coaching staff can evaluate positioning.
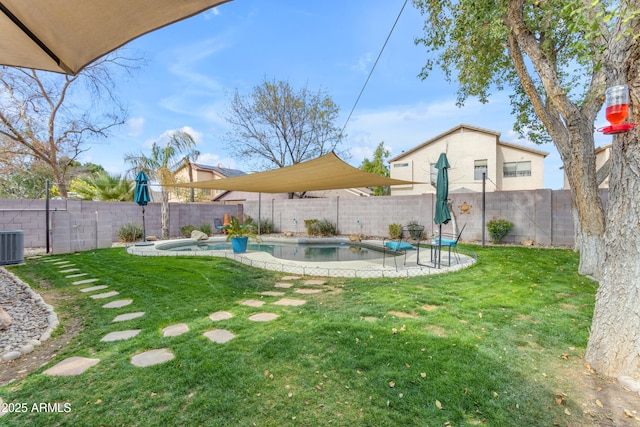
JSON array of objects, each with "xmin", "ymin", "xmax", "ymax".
[
  {"xmin": 161, "ymin": 190, "xmax": 169, "ymax": 239},
  {"xmin": 586, "ymin": 33, "xmax": 640, "ymax": 380},
  {"xmin": 585, "ymin": 129, "xmax": 640, "ymax": 379}
]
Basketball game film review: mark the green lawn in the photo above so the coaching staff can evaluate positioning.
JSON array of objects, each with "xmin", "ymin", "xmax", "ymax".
[{"xmin": 1, "ymin": 245, "xmax": 596, "ymax": 426}]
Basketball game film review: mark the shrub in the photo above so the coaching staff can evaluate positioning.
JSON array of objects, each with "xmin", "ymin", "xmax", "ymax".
[
  {"xmin": 304, "ymin": 218, "xmax": 336, "ymax": 236},
  {"xmin": 487, "ymin": 218, "xmax": 514, "ymax": 243},
  {"xmin": 388, "ymin": 223, "xmax": 402, "ymax": 240},
  {"xmin": 180, "ymin": 224, "xmax": 197, "ymax": 238},
  {"xmin": 199, "ymin": 223, "xmax": 212, "ymax": 236},
  {"xmin": 406, "ymin": 220, "xmax": 425, "ymax": 240},
  {"xmin": 258, "ymin": 218, "xmax": 275, "ymax": 234},
  {"xmin": 118, "ymin": 223, "xmax": 143, "ymax": 243}
]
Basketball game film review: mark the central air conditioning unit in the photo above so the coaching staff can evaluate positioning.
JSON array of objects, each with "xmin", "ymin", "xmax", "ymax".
[{"xmin": 0, "ymin": 230, "xmax": 24, "ymax": 266}]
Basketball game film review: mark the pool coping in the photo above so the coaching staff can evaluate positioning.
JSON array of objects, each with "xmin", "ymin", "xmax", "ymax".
[{"xmin": 126, "ymin": 236, "xmax": 476, "ymax": 278}]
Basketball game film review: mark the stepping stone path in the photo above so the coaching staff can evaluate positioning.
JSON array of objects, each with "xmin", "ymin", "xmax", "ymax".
[
  {"xmin": 162, "ymin": 323, "xmax": 189, "ymax": 337},
  {"xmin": 131, "ymin": 348, "xmax": 174, "ymax": 367},
  {"xmin": 241, "ymin": 299, "xmax": 265, "ymax": 307},
  {"xmin": 203, "ymin": 329, "xmax": 236, "ymax": 344},
  {"xmin": 90, "ymin": 291, "xmax": 119, "ymax": 299},
  {"xmin": 209, "ymin": 311, "xmax": 233, "ymax": 321},
  {"xmin": 73, "ymin": 278, "xmax": 99, "ymax": 285},
  {"xmin": 100, "ymin": 329, "xmax": 141, "ymax": 342},
  {"xmin": 248, "ymin": 312, "xmax": 279, "ymax": 322},
  {"xmin": 35, "ymin": 264, "xmax": 331, "ymax": 378},
  {"xmin": 102, "ymin": 299, "xmax": 133, "ymax": 309},
  {"xmin": 43, "ymin": 356, "xmax": 100, "ymax": 376},
  {"xmin": 80, "ymin": 285, "xmax": 109, "ymax": 293},
  {"xmin": 113, "ymin": 312, "xmax": 145, "ymax": 322}
]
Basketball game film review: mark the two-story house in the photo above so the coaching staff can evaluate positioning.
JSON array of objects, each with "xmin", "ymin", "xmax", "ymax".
[{"xmin": 389, "ymin": 124, "xmax": 549, "ymax": 195}]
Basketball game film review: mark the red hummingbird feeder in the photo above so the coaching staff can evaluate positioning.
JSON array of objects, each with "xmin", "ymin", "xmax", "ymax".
[{"xmin": 599, "ymin": 84, "xmax": 636, "ymax": 135}]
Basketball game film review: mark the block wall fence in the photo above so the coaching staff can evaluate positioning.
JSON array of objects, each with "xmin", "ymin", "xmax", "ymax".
[{"xmin": 1, "ymin": 188, "xmax": 608, "ymax": 254}]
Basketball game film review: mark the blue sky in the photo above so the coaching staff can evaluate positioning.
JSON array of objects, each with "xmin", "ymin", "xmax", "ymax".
[{"xmin": 81, "ymin": 0, "xmax": 612, "ymax": 190}]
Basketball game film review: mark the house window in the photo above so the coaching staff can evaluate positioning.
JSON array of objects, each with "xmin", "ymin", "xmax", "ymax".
[
  {"xmin": 393, "ymin": 163, "xmax": 409, "ymax": 167},
  {"xmin": 474, "ymin": 159, "xmax": 488, "ymax": 180},
  {"xmin": 503, "ymin": 161, "xmax": 531, "ymax": 177}
]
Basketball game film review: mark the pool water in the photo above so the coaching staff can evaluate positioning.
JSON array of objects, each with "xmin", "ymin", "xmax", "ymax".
[{"xmin": 171, "ymin": 241, "xmax": 386, "ymax": 262}]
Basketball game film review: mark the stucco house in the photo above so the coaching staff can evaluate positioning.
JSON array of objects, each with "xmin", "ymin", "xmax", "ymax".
[
  {"xmin": 389, "ymin": 124, "xmax": 549, "ymax": 195},
  {"xmin": 171, "ymin": 163, "xmax": 246, "ymax": 202}
]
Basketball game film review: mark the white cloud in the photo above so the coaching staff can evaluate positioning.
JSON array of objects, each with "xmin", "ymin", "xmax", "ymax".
[{"xmin": 127, "ymin": 117, "xmax": 144, "ymax": 137}]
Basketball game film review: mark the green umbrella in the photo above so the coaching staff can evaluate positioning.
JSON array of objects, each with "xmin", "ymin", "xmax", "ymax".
[
  {"xmin": 434, "ymin": 153, "xmax": 451, "ymax": 267},
  {"xmin": 134, "ymin": 171, "xmax": 151, "ymax": 244}
]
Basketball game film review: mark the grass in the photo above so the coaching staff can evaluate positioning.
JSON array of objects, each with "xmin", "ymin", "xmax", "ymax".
[{"xmin": 1, "ymin": 245, "xmax": 596, "ymax": 426}]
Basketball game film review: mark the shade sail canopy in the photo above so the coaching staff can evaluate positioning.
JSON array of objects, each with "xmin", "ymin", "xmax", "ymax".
[
  {"xmin": 172, "ymin": 152, "xmax": 421, "ymax": 193},
  {"xmin": 0, "ymin": 0, "xmax": 230, "ymax": 75}
]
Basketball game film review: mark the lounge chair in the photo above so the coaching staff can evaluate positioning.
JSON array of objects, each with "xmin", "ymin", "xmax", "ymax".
[{"xmin": 383, "ymin": 224, "xmax": 425, "ymax": 270}]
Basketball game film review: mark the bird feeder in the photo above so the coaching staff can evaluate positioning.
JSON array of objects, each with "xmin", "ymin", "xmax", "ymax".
[{"xmin": 599, "ymin": 84, "xmax": 637, "ymax": 134}]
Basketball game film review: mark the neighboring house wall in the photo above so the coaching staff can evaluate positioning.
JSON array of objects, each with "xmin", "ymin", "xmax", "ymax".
[
  {"xmin": 390, "ymin": 125, "xmax": 548, "ymax": 195},
  {"xmin": 171, "ymin": 163, "xmax": 246, "ymax": 202},
  {"xmin": 214, "ymin": 188, "xmax": 372, "ymax": 203}
]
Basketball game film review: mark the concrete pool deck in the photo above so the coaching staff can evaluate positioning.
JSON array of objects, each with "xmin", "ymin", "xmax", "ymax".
[{"xmin": 126, "ymin": 236, "xmax": 476, "ymax": 278}]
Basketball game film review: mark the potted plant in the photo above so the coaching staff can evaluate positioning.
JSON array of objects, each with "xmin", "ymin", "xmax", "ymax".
[{"xmin": 226, "ymin": 216, "xmax": 260, "ymax": 253}]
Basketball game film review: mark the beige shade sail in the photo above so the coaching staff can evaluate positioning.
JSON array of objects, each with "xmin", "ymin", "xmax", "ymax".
[
  {"xmin": 172, "ymin": 152, "xmax": 421, "ymax": 193},
  {"xmin": 0, "ymin": 0, "xmax": 231, "ymax": 75}
]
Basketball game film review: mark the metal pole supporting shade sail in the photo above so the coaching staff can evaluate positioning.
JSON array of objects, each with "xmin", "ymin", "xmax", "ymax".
[
  {"xmin": 434, "ymin": 153, "xmax": 451, "ymax": 268},
  {"xmin": 134, "ymin": 171, "xmax": 151, "ymax": 245},
  {"xmin": 0, "ymin": 0, "xmax": 231, "ymax": 75}
]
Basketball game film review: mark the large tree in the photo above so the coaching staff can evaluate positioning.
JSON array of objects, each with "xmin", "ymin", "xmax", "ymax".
[
  {"xmin": 0, "ymin": 52, "xmax": 136, "ymax": 198},
  {"xmin": 125, "ymin": 130, "xmax": 200, "ymax": 239},
  {"xmin": 360, "ymin": 141, "xmax": 391, "ymax": 196},
  {"xmin": 413, "ymin": 0, "xmax": 640, "ymax": 379},
  {"xmin": 223, "ymin": 78, "xmax": 346, "ymax": 174}
]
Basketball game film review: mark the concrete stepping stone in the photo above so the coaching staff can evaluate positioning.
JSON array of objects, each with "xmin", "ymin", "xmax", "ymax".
[
  {"xmin": 113, "ymin": 312, "xmax": 145, "ymax": 322},
  {"xmin": 209, "ymin": 311, "xmax": 233, "ymax": 321},
  {"xmin": 248, "ymin": 312, "xmax": 279, "ymax": 322},
  {"xmin": 273, "ymin": 298, "xmax": 307, "ymax": 306},
  {"xmin": 43, "ymin": 356, "xmax": 100, "ymax": 376},
  {"xmin": 73, "ymin": 278, "xmax": 99, "ymax": 285},
  {"xmin": 42, "ymin": 259, "xmax": 59, "ymax": 262},
  {"xmin": 66, "ymin": 273, "xmax": 88, "ymax": 278},
  {"xmin": 203, "ymin": 329, "xmax": 236, "ymax": 344},
  {"xmin": 90, "ymin": 291, "xmax": 119, "ymax": 299},
  {"xmin": 162, "ymin": 323, "xmax": 189, "ymax": 337},
  {"xmin": 59, "ymin": 268, "xmax": 80, "ymax": 273},
  {"xmin": 100, "ymin": 329, "xmax": 141, "ymax": 342},
  {"xmin": 304, "ymin": 279, "xmax": 326, "ymax": 286},
  {"xmin": 281, "ymin": 276, "xmax": 301, "ymax": 280},
  {"xmin": 80, "ymin": 285, "xmax": 109, "ymax": 293},
  {"xmin": 53, "ymin": 261, "xmax": 71, "ymax": 265},
  {"xmin": 102, "ymin": 299, "xmax": 133, "ymax": 309},
  {"xmin": 241, "ymin": 299, "xmax": 265, "ymax": 307},
  {"xmin": 131, "ymin": 348, "xmax": 174, "ymax": 367},
  {"xmin": 295, "ymin": 289, "xmax": 323, "ymax": 295},
  {"xmin": 274, "ymin": 282, "xmax": 294, "ymax": 289},
  {"xmin": 261, "ymin": 291, "xmax": 286, "ymax": 296}
]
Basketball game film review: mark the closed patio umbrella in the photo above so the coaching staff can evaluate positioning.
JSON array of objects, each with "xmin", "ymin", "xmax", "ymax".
[
  {"xmin": 434, "ymin": 153, "xmax": 451, "ymax": 268},
  {"xmin": 134, "ymin": 171, "xmax": 152, "ymax": 245}
]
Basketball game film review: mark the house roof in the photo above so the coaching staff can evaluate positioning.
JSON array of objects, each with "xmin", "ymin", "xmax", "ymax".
[
  {"xmin": 389, "ymin": 123, "xmax": 548, "ymax": 161},
  {"xmin": 192, "ymin": 163, "xmax": 246, "ymax": 178},
  {"xmin": 172, "ymin": 152, "xmax": 420, "ymax": 193}
]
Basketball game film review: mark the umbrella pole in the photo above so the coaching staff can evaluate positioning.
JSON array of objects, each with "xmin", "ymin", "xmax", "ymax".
[
  {"xmin": 438, "ymin": 223, "xmax": 442, "ymax": 269},
  {"xmin": 142, "ymin": 206, "xmax": 147, "ymax": 243}
]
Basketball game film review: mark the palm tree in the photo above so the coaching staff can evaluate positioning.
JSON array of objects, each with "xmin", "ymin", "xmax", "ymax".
[
  {"xmin": 71, "ymin": 172, "xmax": 134, "ymax": 201},
  {"xmin": 124, "ymin": 130, "xmax": 200, "ymax": 239}
]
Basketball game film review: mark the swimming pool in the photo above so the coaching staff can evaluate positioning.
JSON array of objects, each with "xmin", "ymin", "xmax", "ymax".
[{"xmin": 159, "ymin": 240, "xmax": 386, "ymax": 262}]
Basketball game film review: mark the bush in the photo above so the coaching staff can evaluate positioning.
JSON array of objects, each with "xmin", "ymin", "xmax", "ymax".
[
  {"xmin": 199, "ymin": 223, "xmax": 212, "ymax": 236},
  {"xmin": 304, "ymin": 218, "xmax": 336, "ymax": 236},
  {"xmin": 487, "ymin": 218, "xmax": 514, "ymax": 243},
  {"xmin": 406, "ymin": 220, "xmax": 425, "ymax": 240},
  {"xmin": 180, "ymin": 224, "xmax": 197, "ymax": 238},
  {"xmin": 118, "ymin": 223, "xmax": 143, "ymax": 243},
  {"xmin": 388, "ymin": 223, "xmax": 402, "ymax": 240},
  {"xmin": 258, "ymin": 218, "xmax": 275, "ymax": 234}
]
